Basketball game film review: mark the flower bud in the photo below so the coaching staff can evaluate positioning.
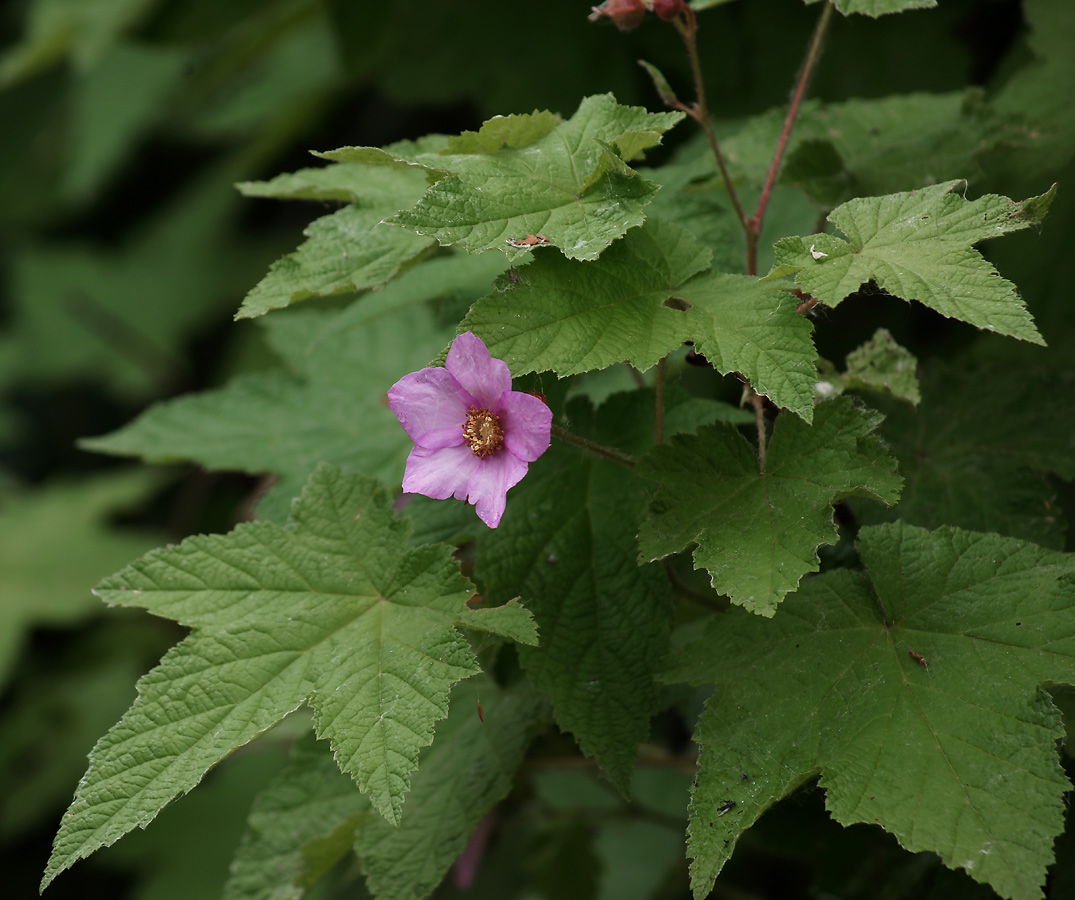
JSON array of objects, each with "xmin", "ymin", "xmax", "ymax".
[
  {"xmin": 588, "ymin": 0, "xmax": 646, "ymax": 31},
  {"xmin": 650, "ymin": 0, "xmax": 687, "ymax": 21}
]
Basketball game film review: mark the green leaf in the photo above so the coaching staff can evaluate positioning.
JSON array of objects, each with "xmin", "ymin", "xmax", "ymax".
[
  {"xmin": 853, "ymin": 363, "xmax": 1075, "ymax": 549},
  {"xmin": 64, "ymin": 42, "xmax": 187, "ymax": 200},
  {"xmin": 80, "ymin": 281, "xmax": 472, "ymax": 523},
  {"xmin": 43, "ymin": 465, "xmax": 537, "ymax": 888},
  {"xmin": 227, "ymin": 684, "xmax": 549, "ymax": 900},
  {"xmin": 236, "ymin": 161, "xmax": 436, "ymax": 319},
  {"xmin": 783, "ymin": 91, "xmax": 1020, "ymax": 207},
  {"xmin": 642, "ymin": 134, "xmax": 821, "ymax": 277},
  {"xmin": 0, "ymin": 620, "xmax": 170, "ymax": 839},
  {"xmin": 237, "ymin": 160, "xmax": 433, "ymax": 205},
  {"xmin": 679, "ymin": 273, "xmax": 817, "ymax": 421},
  {"xmin": 356, "ymin": 683, "xmax": 550, "ymax": 900},
  {"xmin": 462, "ymin": 217, "xmax": 711, "ymax": 376},
  {"xmin": 636, "ymin": 60, "xmax": 681, "ymax": 110},
  {"xmin": 804, "ymin": 0, "xmax": 936, "ymax": 17},
  {"xmin": 770, "ymin": 181, "xmax": 1055, "ymax": 345},
  {"xmin": 185, "ymin": 18, "xmax": 339, "ymax": 140},
  {"xmin": 0, "ymin": 470, "xmax": 161, "ymax": 687},
  {"xmin": 993, "ymin": 0, "xmax": 1075, "ymax": 179},
  {"xmin": 0, "ymin": 0, "xmax": 157, "ymax": 84},
  {"xmin": 816, "ymin": 328, "xmax": 920, "ymax": 405},
  {"xmin": 237, "ymin": 206, "xmax": 435, "ymax": 319},
  {"xmin": 662, "ymin": 522, "xmax": 1075, "ymax": 900},
  {"xmin": 0, "ymin": 162, "xmax": 270, "ymax": 397},
  {"xmin": 91, "ymin": 744, "xmax": 287, "ymax": 900},
  {"xmin": 223, "ymin": 732, "xmax": 371, "ymax": 900},
  {"xmin": 693, "ymin": 91, "xmax": 1019, "ymax": 212},
  {"xmin": 363, "ymin": 94, "xmax": 682, "ymax": 261},
  {"xmin": 595, "ymin": 820, "xmax": 686, "ymax": 900},
  {"xmin": 479, "ymin": 395, "xmax": 676, "ymax": 792},
  {"xmin": 638, "ymin": 397, "xmax": 902, "ymax": 615}
]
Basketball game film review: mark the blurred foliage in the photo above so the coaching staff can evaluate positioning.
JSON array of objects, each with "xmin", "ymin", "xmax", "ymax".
[{"xmin": 0, "ymin": 0, "xmax": 1071, "ymax": 898}]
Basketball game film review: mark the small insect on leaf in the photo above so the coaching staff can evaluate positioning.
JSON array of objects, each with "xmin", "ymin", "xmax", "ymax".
[
  {"xmin": 718, "ymin": 800, "xmax": 737, "ymax": 816},
  {"xmin": 908, "ymin": 649, "xmax": 930, "ymax": 671},
  {"xmin": 506, "ymin": 234, "xmax": 552, "ymax": 249}
]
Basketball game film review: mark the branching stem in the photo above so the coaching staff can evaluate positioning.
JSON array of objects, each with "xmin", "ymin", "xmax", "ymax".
[
  {"xmin": 551, "ymin": 424, "xmax": 636, "ymax": 468},
  {"xmin": 673, "ymin": 7, "xmax": 748, "ymax": 232},
  {"xmin": 746, "ymin": 0, "xmax": 833, "ymax": 276}
]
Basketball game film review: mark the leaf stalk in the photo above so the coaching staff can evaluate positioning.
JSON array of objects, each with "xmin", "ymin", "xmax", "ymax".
[
  {"xmin": 551, "ymin": 424, "xmax": 636, "ymax": 468},
  {"xmin": 673, "ymin": 7, "xmax": 748, "ymax": 232}
]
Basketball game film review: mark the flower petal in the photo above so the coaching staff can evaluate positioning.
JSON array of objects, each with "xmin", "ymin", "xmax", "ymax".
[
  {"xmin": 446, "ymin": 332, "xmax": 512, "ymax": 408},
  {"xmin": 466, "ymin": 451, "xmax": 529, "ymax": 528},
  {"xmin": 499, "ymin": 391, "xmax": 553, "ymax": 462},
  {"xmin": 402, "ymin": 444, "xmax": 481, "ymax": 500},
  {"xmin": 388, "ymin": 368, "xmax": 470, "ymax": 450}
]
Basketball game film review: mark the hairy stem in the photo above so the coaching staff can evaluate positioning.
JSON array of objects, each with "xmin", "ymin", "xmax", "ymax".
[
  {"xmin": 551, "ymin": 424, "xmax": 636, "ymax": 468},
  {"xmin": 674, "ymin": 7, "xmax": 748, "ymax": 232},
  {"xmin": 746, "ymin": 0, "xmax": 834, "ymax": 275}
]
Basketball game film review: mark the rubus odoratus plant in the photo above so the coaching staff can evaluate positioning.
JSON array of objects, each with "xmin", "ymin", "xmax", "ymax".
[{"xmin": 46, "ymin": 2, "xmax": 1075, "ymax": 899}]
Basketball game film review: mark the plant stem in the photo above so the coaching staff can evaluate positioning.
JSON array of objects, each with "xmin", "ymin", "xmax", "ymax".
[
  {"xmin": 674, "ymin": 7, "xmax": 748, "ymax": 232},
  {"xmin": 747, "ymin": 387, "xmax": 768, "ymax": 473},
  {"xmin": 746, "ymin": 0, "xmax": 834, "ymax": 275},
  {"xmin": 655, "ymin": 357, "xmax": 666, "ymax": 446},
  {"xmin": 551, "ymin": 424, "xmax": 636, "ymax": 468}
]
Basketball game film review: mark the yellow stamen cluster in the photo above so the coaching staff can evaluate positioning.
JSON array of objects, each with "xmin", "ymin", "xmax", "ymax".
[{"xmin": 462, "ymin": 407, "xmax": 505, "ymax": 459}]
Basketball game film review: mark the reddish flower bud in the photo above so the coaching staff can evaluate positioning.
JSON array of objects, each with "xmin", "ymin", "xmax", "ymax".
[
  {"xmin": 650, "ymin": 0, "xmax": 687, "ymax": 21},
  {"xmin": 588, "ymin": 0, "xmax": 646, "ymax": 31}
]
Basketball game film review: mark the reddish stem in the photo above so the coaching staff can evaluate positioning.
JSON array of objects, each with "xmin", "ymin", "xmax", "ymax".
[
  {"xmin": 673, "ymin": 7, "xmax": 748, "ymax": 232},
  {"xmin": 746, "ymin": 1, "xmax": 833, "ymax": 276}
]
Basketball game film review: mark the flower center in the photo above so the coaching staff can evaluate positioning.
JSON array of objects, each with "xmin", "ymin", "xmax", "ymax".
[{"xmin": 462, "ymin": 406, "xmax": 504, "ymax": 459}]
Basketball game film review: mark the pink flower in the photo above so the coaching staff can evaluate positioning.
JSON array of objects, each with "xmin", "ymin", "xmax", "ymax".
[{"xmin": 387, "ymin": 332, "xmax": 552, "ymax": 528}]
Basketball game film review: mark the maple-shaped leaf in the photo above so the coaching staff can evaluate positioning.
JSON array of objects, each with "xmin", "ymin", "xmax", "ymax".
[
  {"xmin": 461, "ymin": 217, "xmax": 710, "ymax": 376},
  {"xmin": 328, "ymin": 94, "xmax": 682, "ymax": 261},
  {"xmin": 81, "ymin": 263, "xmax": 503, "ymax": 523},
  {"xmin": 853, "ymin": 363, "xmax": 1075, "ymax": 549},
  {"xmin": 769, "ymin": 181, "xmax": 1056, "ymax": 345},
  {"xmin": 678, "ymin": 273, "xmax": 817, "ymax": 421},
  {"xmin": 662, "ymin": 522, "xmax": 1075, "ymax": 900},
  {"xmin": 816, "ymin": 327, "xmax": 921, "ymax": 406},
  {"xmin": 479, "ymin": 394, "xmax": 678, "ymax": 792},
  {"xmin": 235, "ymin": 163, "xmax": 436, "ymax": 319},
  {"xmin": 42, "ymin": 465, "xmax": 537, "ymax": 889},
  {"xmin": 637, "ymin": 397, "xmax": 902, "ymax": 615}
]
